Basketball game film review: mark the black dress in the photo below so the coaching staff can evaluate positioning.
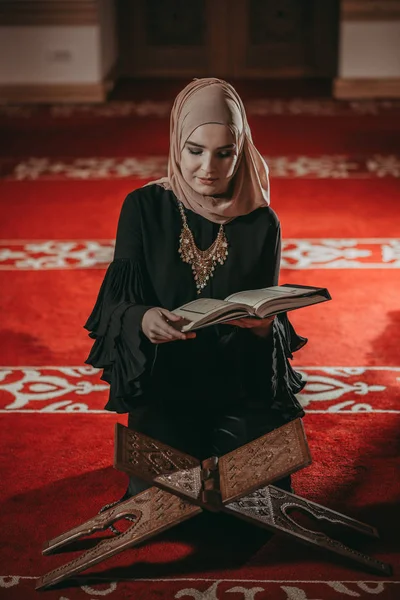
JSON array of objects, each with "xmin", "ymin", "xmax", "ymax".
[{"xmin": 84, "ymin": 184, "xmax": 307, "ymax": 459}]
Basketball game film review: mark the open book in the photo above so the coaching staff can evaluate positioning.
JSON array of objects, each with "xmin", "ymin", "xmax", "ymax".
[{"xmin": 172, "ymin": 284, "xmax": 331, "ymax": 332}]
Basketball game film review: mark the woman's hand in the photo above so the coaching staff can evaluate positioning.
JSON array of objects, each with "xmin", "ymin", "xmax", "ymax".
[
  {"xmin": 224, "ymin": 315, "xmax": 275, "ymax": 337},
  {"xmin": 142, "ymin": 307, "xmax": 196, "ymax": 344}
]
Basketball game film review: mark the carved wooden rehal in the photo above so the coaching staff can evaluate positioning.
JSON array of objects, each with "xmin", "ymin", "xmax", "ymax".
[{"xmin": 36, "ymin": 418, "xmax": 392, "ymax": 590}]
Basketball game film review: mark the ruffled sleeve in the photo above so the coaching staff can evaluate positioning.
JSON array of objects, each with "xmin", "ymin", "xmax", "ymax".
[
  {"xmin": 269, "ymin": 312, "xmax": 308, "ymax": 420},
  {"xmin": 84, "ymin": 191, "xmax": 155, "ymax": 413},
  {"xmin": 236, "ymin": 212, "xmax": 308, "ymax": 421},
  {"xmin": 235, "ymin": 313, "xmax": 307, "ymax": 421},
  {"xmin": 268, "ymin": 216, "xmax": 308, "ymax": 419}
]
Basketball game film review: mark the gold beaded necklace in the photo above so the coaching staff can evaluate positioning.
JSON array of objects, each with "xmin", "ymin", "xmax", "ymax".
[{"xmin": 177, "ymin": 201, "xmax": 229, "ymax": 293}]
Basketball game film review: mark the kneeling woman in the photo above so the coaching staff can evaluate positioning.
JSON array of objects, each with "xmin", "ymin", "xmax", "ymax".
[{"xmin": 84, "ymin": 78, "xmax": 307, "ymax": 495}]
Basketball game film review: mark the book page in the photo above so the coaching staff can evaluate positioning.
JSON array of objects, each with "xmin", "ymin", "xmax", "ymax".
[
  {"xmin": 172, "ymin": 298, "xmax": 252, "ymax": 331},
  {"xmin": 225, "ymin": 286, "xmax": 311, "ymax": 310},
  {"xmin": 172, "ymin": 298, "xmax": 234, "ymax": 322},
  {"xmin": 180, "ymin": 310, "xmax": 250, "ymax": 332},
  {"xmin": 257, "ymin": 294, "xmax": 325, "ymax": 318}
]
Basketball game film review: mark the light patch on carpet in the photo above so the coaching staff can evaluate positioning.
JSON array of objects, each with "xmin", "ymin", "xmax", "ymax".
[
  {"xmin": 1, "ymin": 239, "xmax": 399, "ymax": 270},
  {"xmin": 0, "ymin": 366, "xmax": 399, "ymax": 414}
]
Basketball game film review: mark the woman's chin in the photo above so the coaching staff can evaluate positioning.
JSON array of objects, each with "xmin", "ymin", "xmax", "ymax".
[{"xmin": 192, "ymin": 181, "xmax": 227, "ymax": 195}]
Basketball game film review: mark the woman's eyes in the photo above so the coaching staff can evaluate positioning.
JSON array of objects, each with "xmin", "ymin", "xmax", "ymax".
[{"xmin": 187, "ymin": 148, "xmax": 233, "ymax": 158}]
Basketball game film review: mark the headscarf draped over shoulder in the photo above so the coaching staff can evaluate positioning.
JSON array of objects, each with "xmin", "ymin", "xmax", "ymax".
[{"xmin": 148, "ymin": 77, "xmax": 270, "ymax": 224}]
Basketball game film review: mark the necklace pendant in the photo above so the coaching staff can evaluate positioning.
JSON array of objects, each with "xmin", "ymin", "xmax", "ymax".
[{"xmin": 177, "ymin": 202, "xmax": 228, "ymax": 292}]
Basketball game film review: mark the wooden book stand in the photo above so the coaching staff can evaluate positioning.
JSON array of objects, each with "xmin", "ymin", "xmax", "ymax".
[{"xmin": 36, "ymin": 418, "xmax": 391, "ymax": 590}]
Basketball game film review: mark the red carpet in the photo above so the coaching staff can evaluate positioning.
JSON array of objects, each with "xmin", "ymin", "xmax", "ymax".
[{"xmin": 0, "ymin": 90, "xmax": 399, "ymax": 599}]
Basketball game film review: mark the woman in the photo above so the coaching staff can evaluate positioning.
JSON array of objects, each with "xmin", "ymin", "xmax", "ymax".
[{"xmin": 84, "ymin": 78, "xmax": 307, "ymax": 496}]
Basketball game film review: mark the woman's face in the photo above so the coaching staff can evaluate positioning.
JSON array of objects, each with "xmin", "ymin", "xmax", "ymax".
[{"xmin": 180, "ymin": 123, "xmax": 238, "ymax": 195}]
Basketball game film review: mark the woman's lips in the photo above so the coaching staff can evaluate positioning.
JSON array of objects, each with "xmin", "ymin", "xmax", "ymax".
[{"xmin": 198, "ymin": 177, "xmax": 218, "ymax": 185}]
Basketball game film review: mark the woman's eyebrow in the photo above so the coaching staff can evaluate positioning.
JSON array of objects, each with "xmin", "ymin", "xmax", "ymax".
[{"xmin": 185, "ymin": 142, "xmax": 236, "ymax": 150}]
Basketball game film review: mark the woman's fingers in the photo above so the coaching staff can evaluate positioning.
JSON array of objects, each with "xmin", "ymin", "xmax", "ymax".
[
  {"xmin": 224, "ymin": 319, "xmax": 241, "ymax": 327},
  {"xmin": 151, "ymin": 336, "xmax": 170, "ymax": 344},
  {"xmin": 157, "ymin": 309, "xmax": 193, "ymax": 339},
  {"xmin": 152, "ymin": 324, "xmax": 196, "ymax": 343},
  {"xmin": 154, "ymin": 329, "xmax": 174, "ymax": 340},
  {"xmin": 151, "ymin": 332, "xmax": 195, "ymax": 343},
  {"xmin": 161, "ymin": 326, "xmax": 196, "ymax": 340},
  {"xmin": 152, "ymin": 322, "xmax": 187, "ymax": 341},
  {"xmin": 224, "ymin": 318, "xmax": 255, "ymax": 327},
  {"xmin": 159, "ymin": 321, "xmax": 186, "ymax": 340},
  {"xmin": 160, "ymin": 309, "xmax": 183, "ymax": 322},
  {"xmin": 142, "ymin": 307, "xmax": 196, "ymax": 343}
]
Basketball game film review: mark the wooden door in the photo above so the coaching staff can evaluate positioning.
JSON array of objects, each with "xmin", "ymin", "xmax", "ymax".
[
  {"xmin": 117, "ymin": 0, "xmax": 229, "ymax": 78},
  {"xmin": 117, "ymin": 0, "xmax": 339, "ymax": 79},
  {"xmin": 229, "ymin": 0, "xmax": 339, "ymax": 78}
]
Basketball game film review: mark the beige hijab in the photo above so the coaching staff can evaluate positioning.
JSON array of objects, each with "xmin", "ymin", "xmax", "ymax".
[{"xmin": 148, "ymin": 77, "xmax": 270, "ymax": 224}]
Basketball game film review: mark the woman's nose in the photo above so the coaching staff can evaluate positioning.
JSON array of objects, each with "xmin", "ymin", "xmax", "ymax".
[{"xmin": 201, "ymin": 153, "xmax": 216, "ymax": 175}]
